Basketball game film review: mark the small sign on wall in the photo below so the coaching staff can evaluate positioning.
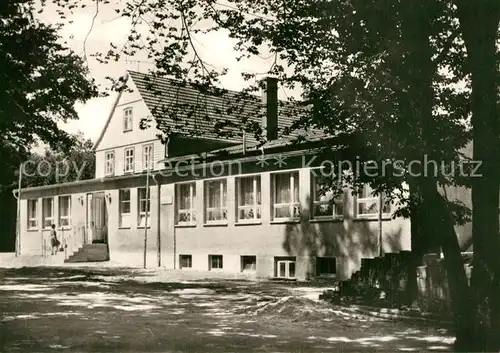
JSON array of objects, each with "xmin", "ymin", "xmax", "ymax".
[{"xmin": 160, "ymin": 188, "xmax": 173, "ymax": 205}]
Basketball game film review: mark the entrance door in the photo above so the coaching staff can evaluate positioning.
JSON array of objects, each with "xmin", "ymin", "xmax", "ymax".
[
  {"xmin": 85, "ymin": 193, "xmax": 92, "ymax": 244},
  {"xmin": 91, "ymin": 192, "xmax": 108, "ymax": 244}
]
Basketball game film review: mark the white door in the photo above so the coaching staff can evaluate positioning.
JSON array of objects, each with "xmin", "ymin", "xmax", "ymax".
[{"xmin": 86, "ymin": 193, "xmax": 93, "ymax": 244}]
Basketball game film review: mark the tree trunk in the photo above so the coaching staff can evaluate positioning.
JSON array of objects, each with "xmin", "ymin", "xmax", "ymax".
[
  {"xmin": 454, "ymin": 0, "xmax": 500, "ymax": 350},
  {"xmin": 399, "ymin": 0, "xmax": 477, "ymax": 349},
  {"xmin": 423, "ymin": 183, "xmax": 475, "ymax": 351}
]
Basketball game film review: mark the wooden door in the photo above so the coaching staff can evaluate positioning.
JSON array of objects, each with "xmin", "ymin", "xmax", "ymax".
[{"xmin": 92, "ymin": 192, "xmax": 108, "ymax": 243}]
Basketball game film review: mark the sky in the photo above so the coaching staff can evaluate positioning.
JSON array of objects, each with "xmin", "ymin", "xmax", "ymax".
[{"xmin": 37, "ymin": 1, "xmax": 295, "ymax": 144}]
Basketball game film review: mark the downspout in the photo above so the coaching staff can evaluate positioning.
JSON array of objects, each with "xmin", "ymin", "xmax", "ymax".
[
  {"xmin": 143, "ymin": 167, "xmax": 150, "ymax": 269},
  {"xmin": 164, "ymin": 135, "xmax": 176, "ymax": 269},
  {"xmin": 152, "ymin": 173, "xmax": 160, "ymax": 267},
  {"xmin": 173, "ymin": 219, "xmax": 177, "ymax": 270},
  {"xmin": 13, "ymin": 162, "xmax": 22, "ymax": 256},
  {"xmin": 378, "ymin": 192, "xmax": 383, "ymax": 257}
]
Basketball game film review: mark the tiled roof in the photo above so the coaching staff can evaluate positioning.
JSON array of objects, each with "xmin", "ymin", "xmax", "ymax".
[
  {"xmin": 128, "ymin": 70, "xmax": 306, "ymax": 143},
  {"xmin": 160, "ymin": 130, "xmax": 330, "ymax": 164}
]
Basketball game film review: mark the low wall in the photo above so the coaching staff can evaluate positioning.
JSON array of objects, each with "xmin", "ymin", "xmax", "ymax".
[{"xmin": 416, "ymin": 254, "xmax": 472, "ymax": 310}]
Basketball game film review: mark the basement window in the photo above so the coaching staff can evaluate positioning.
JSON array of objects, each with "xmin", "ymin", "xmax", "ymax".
[
  {"xmin": 179, "ymin": 255, "xmax": 192, "ymax": 269},
  {"xmin": 241, "ymin": 256, "xmax": 257, "ymax": 272},
  {"xmin": 209, "ymin": 255, "xmax": 223, "ymax": 270},
  {"xmin": 316, "ymin": 257, "xmax": 336, "ymax": 277},
  {"xmin": 274, "ymin": 256, "xmax": 296, "ymax": 279}
]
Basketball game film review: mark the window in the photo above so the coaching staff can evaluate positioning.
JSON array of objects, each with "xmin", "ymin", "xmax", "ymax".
[
  {"xmin": 123, "ymin": 107, "xmax": 133, "ymax": 132},
  {"xmin": 236, "ymin": 176, "xmax": 261, "ymax": 222},
  {"xmin": 241, "ymin": 256, "xmax": 257, "ymax": 272},
  {"xmin": 137, "ymin": 187, "xmax": 150, "ymax": 227},
  {"xmin": 105, "ymin": 151, "xmax": 115, "ymax": 176},
  {"xmin": 311, "ymin": 175, "xmax": 344, "ymax": 219},
  {"xmin": 179, "ymin": 255, "xmax": 192, "ymax": 269},
  {"xmin": 176, "ymin": 183, "xmax": 196, "ymax": 225},
  {"xmin": 356, "ymin": 184, "xmax": 391, "ymax": 217},
  {"xmin": 272, "ymin": 172, "xmax": 300, "ymax": 220},
  {"xmin": 205, "ymin": 179, "xmax": 227, "ymax": 223},
  {"xmin": 209, "ymin": 255, "xmax": 223, "ymax": 270},
  {"xmin": 42, "ymin": 198, "xmax": 54, "ymax": 229},
  {"xmin": 119, "ymin": 189, "xmax": 131, "ymax": 227},
  {"xmin": 275, "ymin": 256, "xmax": 296, "ymax": 279},
  {"xmin": 142, "ymin": 144, "xmax": 154, "ymax": 170},
  {"xmin": 124, "ymin": 147, "xmax": 135, "ymax": 173},
  {"xmin": 316, "ymin": 257, "xmax": 336, "ymax": 276},
  {"xmin": 58, "ymin": 196, "xmax": 71, "ymax": 227},
  {"xmin": 27, "ymin": 199, "xmax": 38, "ymax": 229}
]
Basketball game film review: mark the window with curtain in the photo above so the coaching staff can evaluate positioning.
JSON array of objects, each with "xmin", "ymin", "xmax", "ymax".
[
  {"xmin": 236, "ymin": 175, "xmax": 261, "ymax": 222},
  {"xmin": 205, "ymin": 179, "xmax": 227, "ymax": 223},
  {"xmin": 58, "ymin": 195, "xmax": 71, "ymax": 227},
  {"xmin": 272, "ymin": 172, "xmax": 300, "ymax": 220},
  {"xmin": 176, "ymin": 183, "xmax": 196, "ymax": 224},
  {"xmin": 27, "ymin": 199, "xmax": 38, "ymax": 229},
  {"xmin": 42, "ymin": 198, "xmax": 53, "ymax": 228}
]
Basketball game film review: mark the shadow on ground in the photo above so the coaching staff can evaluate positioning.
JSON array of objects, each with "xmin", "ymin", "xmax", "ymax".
[{"xmin": 0, "ymin": 267, "xmax": 454, "ymax": 352}]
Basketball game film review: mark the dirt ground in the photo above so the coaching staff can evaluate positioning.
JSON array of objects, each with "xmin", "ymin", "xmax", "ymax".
[{"xmin": 0, "ymin": 267, "xmax": 454, "ymax": 352}]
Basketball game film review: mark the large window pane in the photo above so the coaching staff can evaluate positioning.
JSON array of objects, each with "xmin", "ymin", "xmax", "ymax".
[
  {"xmin": 42, "ymin": 198, "xmax": 53, "ymax": 228},
  {"xmin": 119, "ymin": 189, "xmax": 131, "ymax": 227},
  {"xmin": 58, "ymin": 196, "xmax": 71, "ymax": 227},
  {"xmin": 356, "ymin": 184, "xmax": 391, "ymax": 217},
  {"xmin": 312, "ymin": 174, "xmax": 344, "ymax": 219},
  {"xmin": 272, "ymin": 172, "xmax": 300, "ymax": 220},
  {"xmin": 237, "ymin": 176, "xmax": 261, "ymax": 222},
  {"xmin": 275, "ymin": 173, "xmax": 291, "ymax": 204},
  {"xmin": 205, "ymin": 180, "xmax": 227, "ymax": 222},
  {"xmin": 177, "ymin": 183, "xmax": 196, "ymax": 224},
  {"xmin": 137, "ymin": 187, "xmax": 150, "ymax": 227},
  {"xmin": 27, "ymin": 199, "xmax": 38, "ymax": 229}
]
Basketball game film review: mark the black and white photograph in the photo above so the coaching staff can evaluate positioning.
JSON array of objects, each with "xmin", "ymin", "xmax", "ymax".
[{"xmin": 0, "ymin": 0, "xmax": 499, "ymax": 351}]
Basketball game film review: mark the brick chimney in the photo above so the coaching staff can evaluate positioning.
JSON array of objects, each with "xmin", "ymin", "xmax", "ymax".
[{"xmin": 261, "ymin": 76, "xmax": 278, "ymax": 141}]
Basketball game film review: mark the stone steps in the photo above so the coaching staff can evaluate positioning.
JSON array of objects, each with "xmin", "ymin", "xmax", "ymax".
[{"xmin": 65, "ymin": 244, "xmax": 109, "ymax": 263}]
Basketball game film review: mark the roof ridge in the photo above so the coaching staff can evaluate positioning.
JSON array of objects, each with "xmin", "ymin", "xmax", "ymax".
[{"xmin": 126, "ymin": 69, "xmax": 300, "ymax": 105}]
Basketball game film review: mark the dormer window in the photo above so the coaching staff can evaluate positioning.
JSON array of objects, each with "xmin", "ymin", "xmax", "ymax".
[{"xmin": 123, "ymin": 107, "xmax": 133, "ymax": 132}]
